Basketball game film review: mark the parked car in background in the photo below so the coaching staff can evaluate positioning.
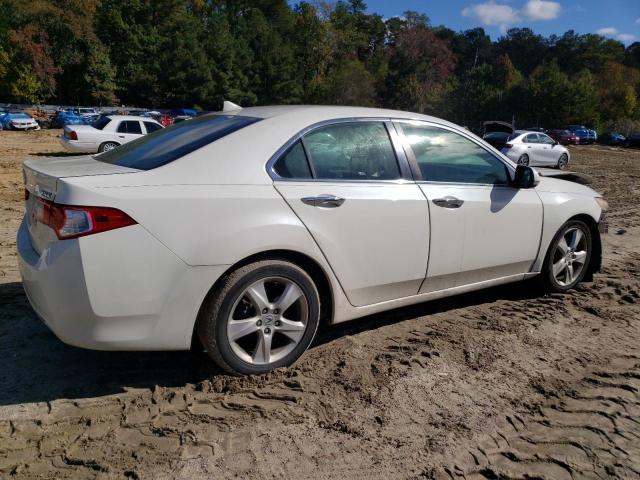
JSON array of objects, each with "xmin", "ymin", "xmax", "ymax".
[
  {"xmin": 168, "ymin": 108, "xmax": 197, "ymax": 117},
  {"xmin": 482, "ymin": 131, "xmax": 514, "ymax": 150},
  {"xmin": 73, "ymin": 107, "xmax": 100, "ymax": 118},
  {"xmin": 562, "ymin": 125, "xmax": 595, "ymax": 144},
  {"xmin": 598, "ymin": 132, "xmax": 626, "ymax": 146},
  {"xmin": 501, "ymin": 130, "xmax": 570, "ymax": 168},
  {"xmin": 18, "ymin": 105, "xmax": 607, "ymax": 375},
  {"xmin": 0, "ymin": 112, "xmax": 41, "ymax": 131},
  {"xmin": 51, "ymin": 110, "xmax": 85, "ymax": 128},
  {"xmin": 60, "ymin": 115, "xmax": 164, "ymax": 153},
  {"xmin": 624, "ymin": 133, "xmax": 640, "ymax": 148},
  {"xmin": 172, "ymin": 115, "xmax": 193, "ymax": 124},
  {"xmin": 548, "ymin": 129, "xmax": 579, "ymax": 145}
]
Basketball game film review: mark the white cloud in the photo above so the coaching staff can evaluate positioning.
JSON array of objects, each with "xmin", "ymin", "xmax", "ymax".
[
  {"xmin": 462, "ymin": 0, "xmax": 561, "ymax": 31},
  {"xmin": 521, "ymin": 0, "xmax": 561, "ymax": 21},
  {"xmin": 596, "ymin": 27, "xmax": 618, "ymax": 36},
  {"xmin": 616, "ymin": 33, "xmax": 635, "ymax": 43},
  {"xmin": 462, "ymin": 1, "xmax": 519, "ymax": 28}
]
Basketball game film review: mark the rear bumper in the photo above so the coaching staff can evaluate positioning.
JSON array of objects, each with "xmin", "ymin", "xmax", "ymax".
[
  {"xmin": 17, "ymin": 218, "xmax": 227, "ymax": 351},
  {"xmin": 59, "ymin": 136, "xmax": 98, "ymax": 153}
]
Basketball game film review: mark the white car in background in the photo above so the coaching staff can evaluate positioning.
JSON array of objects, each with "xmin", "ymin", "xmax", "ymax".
[
  {"xmin": 500, "ymin": 130, "xmax": 570, "ymax": 169},
  {"xmin": 60, "ymin": 115, "xmax": 164, "ymax": 153},
  {"xmin": 19, "ymin": 105, "xmax": 607, "ymax": 375}
]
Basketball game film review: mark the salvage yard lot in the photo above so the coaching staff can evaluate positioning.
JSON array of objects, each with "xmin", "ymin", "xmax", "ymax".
[{"xmin": 0, "ymin": 129, "xmax": 639, "ymax": 479}]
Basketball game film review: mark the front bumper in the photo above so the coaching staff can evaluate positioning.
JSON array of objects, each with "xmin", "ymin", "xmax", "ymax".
[
  {"xmin": 17, "ymin": 218, "xmax": 227, "ymax": 351},
  {"xmin": 11, "ymin": 122, "xmax": 40, "ymax": 130}
]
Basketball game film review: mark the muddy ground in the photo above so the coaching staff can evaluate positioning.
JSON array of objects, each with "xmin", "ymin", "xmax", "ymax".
[{"xmin": 0, "ymin": 129, "xmax": 639, "ymax": 479}]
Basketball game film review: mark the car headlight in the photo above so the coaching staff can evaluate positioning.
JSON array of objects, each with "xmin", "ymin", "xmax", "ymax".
[{"xmin": 595, "ymin": 196, "xmax": 609, "ymax": 211}]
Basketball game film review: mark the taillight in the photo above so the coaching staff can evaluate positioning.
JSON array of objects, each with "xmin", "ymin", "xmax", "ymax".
[
  {"xmin": 36, "ymin": 199, "xmax": 136, "ymax": 239},
  {"xmin": 504, "ymin": 143, "xmax": 513, "ymax": 148},
  {"xmin": 66, "ymin": 130, "xmax": 78, "ymax": 140}
]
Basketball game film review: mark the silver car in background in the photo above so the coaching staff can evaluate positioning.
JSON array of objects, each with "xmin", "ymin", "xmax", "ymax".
[{"xmin": 499, "ymin": 130, "xmax": 570, "ymax": 169}]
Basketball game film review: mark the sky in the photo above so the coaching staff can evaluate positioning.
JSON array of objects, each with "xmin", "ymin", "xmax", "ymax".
[{"xmin": 324, "ymin": 0, "xmax": 640, "ymax": 45}]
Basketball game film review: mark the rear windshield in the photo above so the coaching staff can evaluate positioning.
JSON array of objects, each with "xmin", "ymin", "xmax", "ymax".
[
  {"xmin": 96, "ymin": 114, "xmax": 260, "ymax": 170},
  {"xmin": 92, "ymin": 116, "xmax": 111, "ymax": 130}
]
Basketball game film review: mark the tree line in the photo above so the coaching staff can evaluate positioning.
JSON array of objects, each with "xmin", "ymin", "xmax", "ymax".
[{"xmin": 1, "ymin": 0, "xmax": 639, "ymax": 132}]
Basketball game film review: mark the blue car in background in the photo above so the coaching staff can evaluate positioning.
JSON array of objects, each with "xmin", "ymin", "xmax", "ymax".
[
  {"xmin": 598, "ymin": 132, "xmax": 626, "ymax": 146},
  {"xmin": 562, "ymin": 124, "xmax": 595, "ymax": 144},
  {"xmin": 168, "ymin": 108, "xmax": 197, "ymax": 117},
  {"xmin": 51, "ymin": 110, "xmax": 85, "ymax": 128}
]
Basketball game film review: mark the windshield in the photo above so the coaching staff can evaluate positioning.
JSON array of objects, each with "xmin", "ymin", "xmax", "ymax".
[{"xmin": 96, "ymin": 114, "xmax": 261, "ymax": 170}]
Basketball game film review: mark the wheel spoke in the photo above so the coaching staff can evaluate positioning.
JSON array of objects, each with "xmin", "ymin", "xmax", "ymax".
[
  {"xmin": 275, "ymin": 282, "xmax": 303, "ymax": 313},
  {"xmin": 573, "ymin": 250, "xmax": 587, "ymax": 265},
  {"xmin": 277, "ymin": 318, "xmax": 306, "ymax": 343},
  {"xmin": 553, "ymin": 259, "xmax": 566, "ymax": 277},
  {"xmin": 252, "ymin": 331, "xmax": 272, "ymax": 364},
  {"xmin": 565, "ymin": 263, "xmax": 574, "ymax": 284},
  {"xmin": 557, "ymin": 236, "xmax": 569, "ymax": 254},
  {"xmin": 569, "ymin": 229, "xmax": 583, "ymax": 250},
  {"xmin": 228, "ymin": 318, "xmax": 259, "ymax": 341},
  {"xmin": 246, "ymin": 281, "xmax": 270, "ymax": 311}
]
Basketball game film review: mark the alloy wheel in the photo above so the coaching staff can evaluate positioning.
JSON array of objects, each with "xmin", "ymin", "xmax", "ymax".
[
  {"xmin": 551, "ymin": 226, "xmax": 589, "ymax": 286},
  {"xmin": 558, "ymin": 154, "xmax": 568, "ymax": 170},
  {"xmin": 226, "ymin": 276, "xmax": 309, "ymax": 365},
  {"xmin": 518, "ymin": 155, "xmax": 529, "ymax": 166}
]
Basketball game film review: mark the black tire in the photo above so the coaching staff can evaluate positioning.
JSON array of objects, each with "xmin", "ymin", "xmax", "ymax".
[
  {"xmin": 517, "ymin": 154, "xmax": 529, "ymax": 166},
  {"xmin": 557, "ymin": 153, "xmax": 568, "ymax": 170},
  {"xmin": 197, "ymin": 260, "xmax": 321, "ymax": 375},
  {"xmin": 98, "ymin": 141, "xmax": 119, "ymax": 153},
  {"xmin": 539, "ymin": 219, "xmax": 592, "ymax": 293}
]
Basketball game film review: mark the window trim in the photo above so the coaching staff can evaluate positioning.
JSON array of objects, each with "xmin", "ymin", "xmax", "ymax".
[
  {"xmin": 393, "ymin": 120, "xmax": 516, "ymax": 187},
  {"xmin": 267, "ymin": 117, "xmax": 414, "ymax": 183}
]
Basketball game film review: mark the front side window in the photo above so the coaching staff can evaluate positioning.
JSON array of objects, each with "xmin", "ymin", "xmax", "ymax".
[
  {"xmin": 303, "ymin": 122, "xmax": 400, "ymax": 180},
  {"xmin": 540, "ymin": 134, "xmax": 555, "ymax": 144},
  {"xmin": 400, "ymin": 124, "xmax": 510, "ymax": 185},
  {"xmin": 97, "ymin": 114, "xmax": 261, "ymax": 170}
]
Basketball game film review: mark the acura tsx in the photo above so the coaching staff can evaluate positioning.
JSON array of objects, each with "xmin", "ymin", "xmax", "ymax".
[{"xmin": 18, "ymin": 105, "xmax": 608, "ymax": 375}]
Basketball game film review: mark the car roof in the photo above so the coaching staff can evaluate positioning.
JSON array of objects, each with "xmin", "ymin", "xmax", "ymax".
[
  {"xmin": 106, "ymin": 115, "xmax": 161, "ymax": 122},
  {"xmin": 225, "ymin": 104, "xmax": 457, "ymax": 127}
]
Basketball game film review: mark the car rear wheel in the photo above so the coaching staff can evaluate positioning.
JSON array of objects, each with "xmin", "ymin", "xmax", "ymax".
[
  {"xmin": 517, "ymin": 154, "xmax": 529, "ymax": 166},
  {"xmin": 197, "ymin": 260, "xmax": 321, "ymax": 375},
  {"xmin": 98, "ymin": 141, "xmax": 119, "ymax": 153},
  {"xmin": 557, "ymin": 153, "xmax": 568, "ymax": 170},
  {"xmin": 540, "ymin": 220, "xmax": 592, "ymax": 293}
]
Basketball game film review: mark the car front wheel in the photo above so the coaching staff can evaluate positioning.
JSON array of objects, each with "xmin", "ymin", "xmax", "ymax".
[
  {"xmin": 197, "ymin": 260, "xmax": 321, "ymax": 375},
  {"xmin": 557, "ymin": 153, "xmax": 568, "ymax": 170},
  {"xmin": 540, "ymin": 220, "xmax": 592, "ymax": 292}
]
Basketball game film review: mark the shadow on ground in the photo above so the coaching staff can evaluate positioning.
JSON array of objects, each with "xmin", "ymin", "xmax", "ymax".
[
  {"xmin": 29, "ymin": 151, "xmax": 82, "ymax": 157},
  {"xmin": 0, "ymin": 279, "xmax": 544, "ymax": 406}
]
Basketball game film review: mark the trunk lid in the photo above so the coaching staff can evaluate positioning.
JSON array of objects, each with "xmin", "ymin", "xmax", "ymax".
[{"xmin": 23, "ymin": 156, "xmax": 139, "ymax": 253}]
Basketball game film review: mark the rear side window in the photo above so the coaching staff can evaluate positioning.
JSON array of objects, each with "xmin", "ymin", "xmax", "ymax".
[
  {"xmin": 304, "ymin": 122, "xmax": 400, "ymax": 180},
  {"xmin": 144, "ymin": 121, "xmax": 162, "ymax": 133},
  {"xmin": 117, "ymin": 121, "xmax": 142, "ymax": 134},
  {"xmin": 273, "ymin": 141, "xmax": 312, "ymax": 179},
  {"xmin": 97, "ymin": 114, "xmax": 261, "ymax": 170}
]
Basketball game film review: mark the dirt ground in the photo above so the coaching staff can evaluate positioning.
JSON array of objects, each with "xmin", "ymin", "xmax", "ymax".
[{"xmin": 0, "ymin": 129, "xmax": 639, "ymax": 479}]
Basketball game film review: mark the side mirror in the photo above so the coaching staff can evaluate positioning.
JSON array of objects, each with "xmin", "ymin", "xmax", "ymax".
[{"xmin": 513, "ymin": 164, "xmax": 538, "ymax": 188}]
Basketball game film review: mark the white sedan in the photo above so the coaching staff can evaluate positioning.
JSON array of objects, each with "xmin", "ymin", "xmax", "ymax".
[
  {"xmin": 60, "ymin": 115, "xmax": 164, "ymax": 153},
  {"xmin": 18, "ymin": 106, "xmax": 607, "ymax": 375},
  {"xmin": 499, "ymin": 130, "xmax": 571, "ymax": 169}
]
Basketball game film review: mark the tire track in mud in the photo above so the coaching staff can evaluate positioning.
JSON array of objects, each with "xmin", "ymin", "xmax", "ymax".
[{"xmin": 437, "ymin": 356, "xmax": 640, "ymax": 480}]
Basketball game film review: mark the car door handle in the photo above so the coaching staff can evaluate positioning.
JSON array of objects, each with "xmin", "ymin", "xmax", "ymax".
[
  {"xmin": 301, "ymin": 194, "xmax": 345, "ymax": 208},
  {"xmin": 118, "ymin": 135, "xmax": 125, "ymax": 138},
  {"xmin": 432, "ymin": 196, "xmax": 464, "ymax": 208}
]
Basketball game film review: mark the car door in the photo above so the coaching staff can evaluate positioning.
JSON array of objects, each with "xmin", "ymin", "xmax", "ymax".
[
  {"xmin": 522, "ymin": 133, "xmax": 545, "ymax": 165},
  {"xmin": 538, "ymin": 133, "xmax": 559, "ymax": 164},
  {"xmin": 115, "ymin": 120, "xmax": 143, "ymax": 144},
  {"xmin": 395, "ymin": 121, "xmax": 543, "ymax": 290},
  {"xmin": 273, "ymin": 121, "xmax": 430, "ymax": 307}
]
